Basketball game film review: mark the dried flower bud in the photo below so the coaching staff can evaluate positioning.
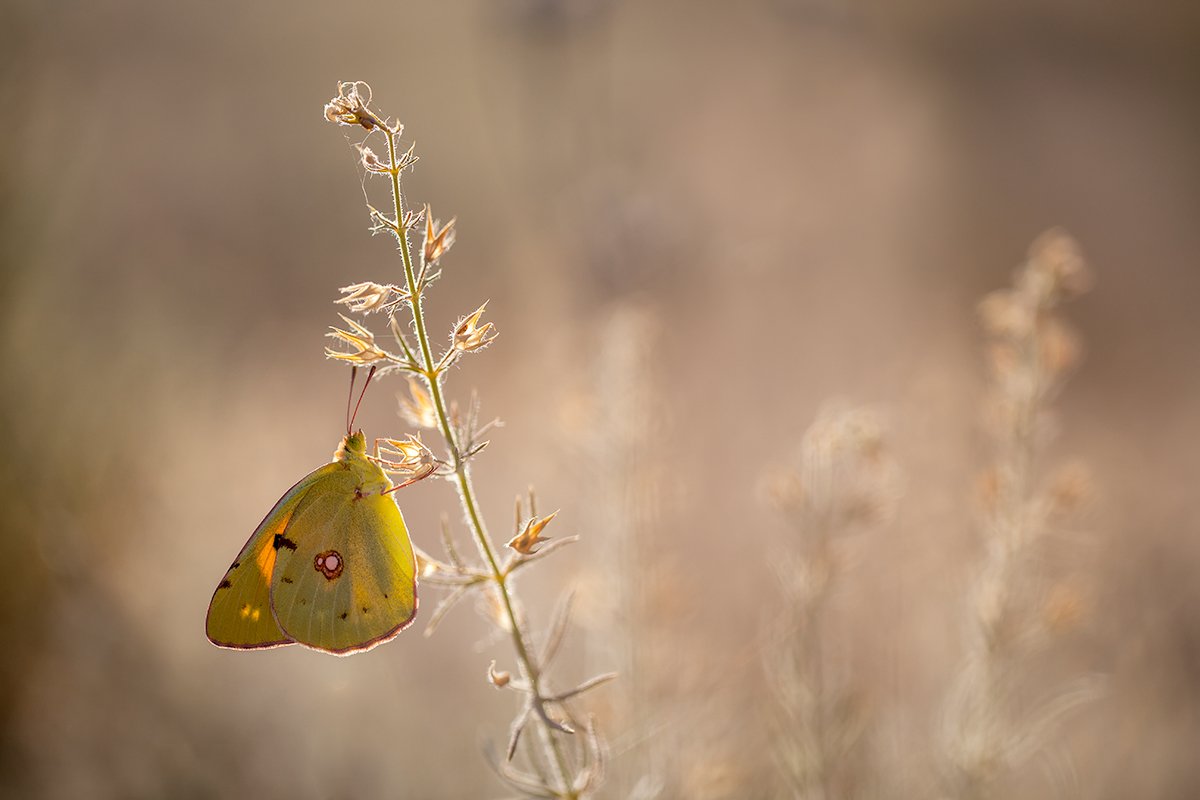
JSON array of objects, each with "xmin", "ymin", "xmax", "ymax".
[
  {"xmin": 323, "ymin": 81, "xmax": 390, "ymax": 132},
  {"xmin": 454, "ymin": 302, "xmax": 499, "ymax": 353},
  {"xmin": 507, "ymin": 511, "xmax": 558, "ymax": 555},
  {"xmin": 422, "ymin": 205, "xmax": 457, "ymax": 264},
  {"xmin": 399, "ymin": 377, "xmax": 438, "ymax": 428},
  {"xmin": 487, "ymin": 660, "xmax": 511, "ymax": 688},
  {"xmin": 336, "ymin": 281, "xmax": 405, "ymax": 314},
  {"xmin": 325, "ymin": 314, "xmax": 391, "ymax": 365}
]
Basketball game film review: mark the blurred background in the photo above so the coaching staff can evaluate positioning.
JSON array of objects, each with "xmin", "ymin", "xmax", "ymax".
[{"xmin": 2, "ymin": 0, "xmax": 1198, "ymax": 797}]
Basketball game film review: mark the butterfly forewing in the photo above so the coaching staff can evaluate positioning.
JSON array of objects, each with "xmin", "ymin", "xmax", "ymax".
[
  {"xmin": 269, "ymin": 470, "xmax": 417, "ymax": 655},
  {"xmin": 205, "ymin": 464, "xmax": 340, "ymax": 650}
]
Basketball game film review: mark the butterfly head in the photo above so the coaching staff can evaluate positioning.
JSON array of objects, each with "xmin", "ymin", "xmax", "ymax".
[
  {"xmin": 334, "ymin": 430, "xmax": 393, "ymax": 494},
  {"xmin": 335, "ymin": 430, "xmax": 369, "ymax": 462}
]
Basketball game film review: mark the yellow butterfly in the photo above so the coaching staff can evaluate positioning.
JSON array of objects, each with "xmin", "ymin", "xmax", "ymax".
[{"xmin": 207, "ymin": 371, "xmax": 426, "ymax": 655}]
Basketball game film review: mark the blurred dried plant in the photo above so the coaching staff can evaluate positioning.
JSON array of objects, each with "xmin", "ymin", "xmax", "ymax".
[
  {"xmin": 941, "ymin": 230, "xmax": 1104, "ymax": 799},
  {"xmin": 323, "ymin": 81, "xmax": 612, "ymax": 799},
  {"xmin": 762, "ymin": 404, "xmax": 899, "ymax": 800},
  {"xmin": 566, "ymin": 303, "xmax": 680, "ymax": 799}
]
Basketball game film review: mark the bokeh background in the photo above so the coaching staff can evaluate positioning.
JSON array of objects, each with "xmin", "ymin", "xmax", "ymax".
[{"xmin": 2, "ymin": 0, "xmax": 1199, "ymax": 797}]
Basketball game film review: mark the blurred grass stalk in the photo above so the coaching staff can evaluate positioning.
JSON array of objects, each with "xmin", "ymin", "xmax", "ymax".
[
  {"xmin": 763, "ymin": 404, "xmax": 898, "ymax": 799},
  {"xmin": 322, "ymin": 82, "xmax": 612, "ymax": 799},
  {"xmin": 941, "ymin": 230, "xmax": 1104, "ymax": 798},
  {"xmin": 576, "ymin": 303, "xmax": 674, "ymax": 798}
]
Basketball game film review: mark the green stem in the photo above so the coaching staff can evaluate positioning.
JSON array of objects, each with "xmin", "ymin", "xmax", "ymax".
[{"xmin": 384, "ymin": 132, "xmax": 576, "ymax": 798}]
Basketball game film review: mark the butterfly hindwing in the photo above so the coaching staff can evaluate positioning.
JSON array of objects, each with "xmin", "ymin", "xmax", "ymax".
[
  {"xmin": 205, "ymin": 463, "xmax": 341, "ymax": 650},
  {"xmin": 269, "ymin": 465, "xmax": 418, "ymax": 655}
]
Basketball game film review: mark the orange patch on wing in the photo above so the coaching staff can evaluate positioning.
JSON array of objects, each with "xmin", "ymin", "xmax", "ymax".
[{"xmin": 255, "ymin": 537, "xmax": 278, "ymax": 581}]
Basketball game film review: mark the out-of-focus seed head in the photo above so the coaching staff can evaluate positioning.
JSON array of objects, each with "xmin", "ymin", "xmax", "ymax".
[
  {"xmin": 978, "ymin": 289, "xmax": 1035, "ymax": 340},
  {"xmin": 762, "ymin": 467, "xmax": 805, "ymax": 514},
  {"xmin": 1042, "ymin": 582, "xmax": 1087, "ymax": 634},
  {"xmin": 1027, "ymin": 228, "xmax": 1093, "ymax": 300},
  {"xmin": 975, "ymin": 466, "xmax": 1004, "ymax": 514},
  {"xmin": 1038, "ymin": 318, "xmax": 1083, "ymax": 378},
  {"xmin": 399, "ymin": 376, "xmax": 438, "ymax": 428},
  {"xmin": 1044, "ymin": 460, "xmax": 1093, "ymax": 519}
]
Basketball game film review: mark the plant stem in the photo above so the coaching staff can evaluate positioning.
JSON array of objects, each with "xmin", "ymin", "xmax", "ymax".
[{"xmin": 384, "ymin": 132, "xmax": 576, "ymax": 798}]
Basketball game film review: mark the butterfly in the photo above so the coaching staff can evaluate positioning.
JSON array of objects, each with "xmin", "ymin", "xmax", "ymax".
[{"xmin": 206, "ymin": 368, "xmax": 427, "ymax": 655}]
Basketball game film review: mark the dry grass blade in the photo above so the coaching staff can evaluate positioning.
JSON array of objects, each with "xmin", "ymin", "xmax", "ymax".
[
  {"xmin": 539, "ymin": 590, "xmax": 575, "ymax": 670},
  {"xmin": 423, "ymin": 583, "xmax": 474, "ymax": 638}
]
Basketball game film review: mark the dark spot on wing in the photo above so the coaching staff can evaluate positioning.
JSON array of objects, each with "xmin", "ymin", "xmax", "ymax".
[
  {"xmin": 231, "ymin": 561, "xmax": 241, "ymax": 568},
  {"xmin": 273, "ymin": 533, "xmax": 298, "ymax": 551},
  {"xmin": 281, "ymin": 576, "xmax": 294, "ymax": 584},
  {"xmin": 361, "ymin": 606, "xmax": 370, "ymax": 613},
  {"xmin": 300, "ymin": 599, "xmax": 307, "ymax": 606},
  {"xmin": 218, "ymin": 579, "xmax": 232, "ymax": 589},
  {"xmin": 340, "ymin": 611, "xmax": 348, "ymax": 620},
  {"xmin": 382, "ymin": 592, "xmax": 389, "ymax": 599}
]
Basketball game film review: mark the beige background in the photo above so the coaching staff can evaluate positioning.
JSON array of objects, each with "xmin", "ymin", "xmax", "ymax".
[{"xmin": 2, "ymin": 1, "xmax": 1198, "ymax": 796}]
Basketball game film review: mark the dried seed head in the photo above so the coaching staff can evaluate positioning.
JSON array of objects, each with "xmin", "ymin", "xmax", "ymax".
[
  {"xmin": 453, "ymin": 302, "xmax": 499, "ymax": 354},
  {"xmin": 487, "ymin": 660, "xmax": 512, "ymax": 688},
  {"xmin": 422, "ymin": 205, "xmax": 457, "ymax": 264},
  {"xmin": 399, "ymin": 376, "xmax": 438, "ymax": 428},
  {"xmin": 325, "ymin": 314, "xmax": 391, "ymax": 365},
  {"xmin": 336, "ymin": 281, "xmax": 405, "ymax": 314},
  {"xmin": 507, "ymin": 511, "xmax": 558, "ymax": 555},
  {"xmin": 355, "ymin": 144, "xmax": 390, "ymax": 174},
  {"xmin": 376, "ymin": 433, "xmax": 436, "ymax": 476},
  {"xmin": 323, "ymin": 81, "xmax": 392, "ymax": 132}
]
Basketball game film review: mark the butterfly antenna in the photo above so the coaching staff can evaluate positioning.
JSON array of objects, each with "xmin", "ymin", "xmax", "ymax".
[
  {"xmin": 346, "ymin": 366, "xmax": 359, "ymax": 435},
  {"xmin": 349, "ymin": 365, "xmax": 377, "ymax": 432}
]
